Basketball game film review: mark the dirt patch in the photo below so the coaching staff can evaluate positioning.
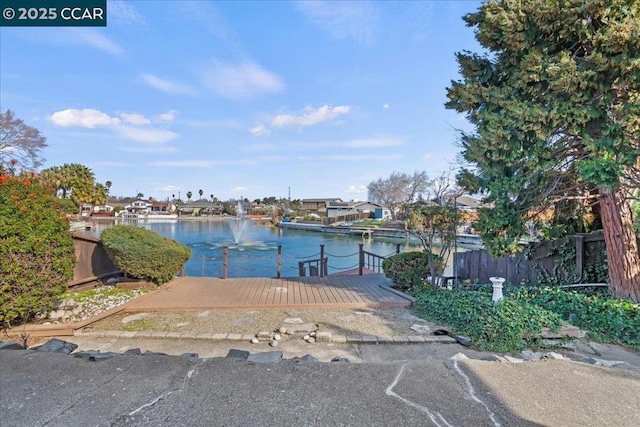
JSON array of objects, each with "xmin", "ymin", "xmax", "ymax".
[
  {"xmin": 85, "ymin": 307, "xmax": 438, "ymax": 337},
  {"xmin": 115, "ymin": 280, "xmax": 158, "ymax": 291}
]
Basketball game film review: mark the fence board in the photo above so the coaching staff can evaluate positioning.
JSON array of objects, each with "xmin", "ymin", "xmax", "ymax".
[{"xmin": 455, "ymin": 232, "xmax": 637, "ymax": 285}]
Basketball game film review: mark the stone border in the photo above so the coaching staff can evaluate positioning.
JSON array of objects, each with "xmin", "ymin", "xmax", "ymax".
[{"xmin": 75, "ymin": 329, "xmax": 458, "ymax": 345}]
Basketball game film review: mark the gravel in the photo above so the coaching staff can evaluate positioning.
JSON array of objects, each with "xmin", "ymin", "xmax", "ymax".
[{"xmin": 86, "ymin": 307, "xmax": 437, "ymax": 337}]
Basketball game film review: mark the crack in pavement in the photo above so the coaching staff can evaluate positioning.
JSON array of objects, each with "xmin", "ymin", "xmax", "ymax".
[
  {"xmin": 385, "ymin": 364, "xmax": 454, "ymax": 427},
  {"xmin": 41, "ymin": 357, "xmax": 145, "ymax": 426},
  {"xmin": 453, "ymin": 360, "xmax": 501, "ymax": 427},
  {"xmin": 125, "ymin": 358, "xmax": 207, "ymax": 418}
]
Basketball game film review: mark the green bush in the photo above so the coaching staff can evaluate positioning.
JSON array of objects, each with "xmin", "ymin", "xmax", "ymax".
[
  {"xmin": 511, "ymin": 287, "xmax": 640, "ymax": 350},
  {"xmin": 0, "ymin": 174, "xmax": 75, "ymax": 329},
  {"xmin": 414, "ymin": 289, "xmax": 563, "ymax": 352},
  {"xmin": 101, "ymin": 225, "xmax": 191, "ymax": 285},
  {"xmin": 382, "ymin": 251, "xmax": 435, "ymax": 292}
]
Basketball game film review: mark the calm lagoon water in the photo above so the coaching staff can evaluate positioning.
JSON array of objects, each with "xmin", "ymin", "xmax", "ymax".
[{"xmin": 89, "ymin": 220, "xmax": 417, "ymax": 278}]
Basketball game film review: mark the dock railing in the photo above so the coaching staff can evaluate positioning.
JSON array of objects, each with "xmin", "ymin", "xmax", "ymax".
[
  {"xmin": 358, "ymin": 243, "xmax": 401, "ymax": 275},
  {"xmin": 196, "ymin": 243, "xmax": 402, "ymax": 279}
]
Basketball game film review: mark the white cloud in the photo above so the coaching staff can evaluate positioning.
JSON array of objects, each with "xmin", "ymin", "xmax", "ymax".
[
  {"xmin": 297, "ymin": 1, "xmax": 377, "ymax": 45},
  {"xmin": 117, "ymin": 126, "xmax": 178, "ymax": 144},
  {"xmin": 198, "ymin": 59, "xmax": 284, "ymax": 101},
  {"xmin": 49, "ymin": 109, "xmax": 121, "ymax": 128},
  {"xmin": 158, "ymin": 110, "xmax": 179, "ymax": 122},
  {"xmin": 121, "ymin": 113, "xmax": 151, "ymax": 126},
  {"xmin": 422, "ymin": 154, "xmax": 433, "ymax": 161},
  {"xmin": 69, "ymin": 28, "xmax": 124, "ymax": 56},
  {"xmin": 383, "ymin": 103, "xmax": 390, "ymax": 109},
  {"xmin": 49, "ymin": 108, "xmax": 179, "ymax": 144},
  {"xmin": 109, "ymin": 1, "xmax": 146, "ymax": 25},
  {"xmin": 249, "ymin": 124, "xmax": 270, "ymax": 136},
  {"xmin": 345, "ymin": 185, "xmax": 367, "ymax": 194},
  {"xmin": 233, "ymin": 186, "xmax": 248, "ymax": 193},
  {"xmin": 142, "ymin": 74, "xmax": 197, "ymax": 95},
  {"xmin": 272, "ymin": 105, "xmax": 351, "ymax": 128}
]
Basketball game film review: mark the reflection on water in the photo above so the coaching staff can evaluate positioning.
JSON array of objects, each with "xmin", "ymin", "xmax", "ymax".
[{"xmin": 83, "ymin": 219, "xmax": 420, "ymax": 278}]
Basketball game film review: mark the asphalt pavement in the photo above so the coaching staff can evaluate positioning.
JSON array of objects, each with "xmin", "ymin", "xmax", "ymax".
[{"xmin": 2, "ymin": 338, "xmax": 640, "ymax": 427}]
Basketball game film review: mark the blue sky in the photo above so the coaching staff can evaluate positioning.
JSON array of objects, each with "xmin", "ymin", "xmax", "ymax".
[{"xmin": 1, "ymin": 0, "xmax": 481, "ymax": 202}]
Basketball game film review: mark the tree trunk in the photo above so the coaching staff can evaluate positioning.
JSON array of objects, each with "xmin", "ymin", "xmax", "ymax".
[{"xmin": 598, "ymin": 187, "xmax": 640, "ymax": 302}]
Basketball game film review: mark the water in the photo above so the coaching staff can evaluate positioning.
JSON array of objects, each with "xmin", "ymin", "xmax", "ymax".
[{"xmin": 88, "ymin": 220, "xmax": 416, "ymax": 278}]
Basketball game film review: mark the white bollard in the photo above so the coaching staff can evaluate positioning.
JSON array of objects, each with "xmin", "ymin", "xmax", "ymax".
[{"xmin": 490, "ymin": 277, "xmax": 505, "ymax": 302}]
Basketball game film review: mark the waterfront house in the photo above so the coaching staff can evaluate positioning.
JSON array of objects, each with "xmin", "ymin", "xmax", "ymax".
[
  {"xmin": 301, "ymin": 198, "xmax": 343, "ymax": 217},
  {"xmin": 326, "ymin": 201, "xmax": 391, "ymax": 220}
]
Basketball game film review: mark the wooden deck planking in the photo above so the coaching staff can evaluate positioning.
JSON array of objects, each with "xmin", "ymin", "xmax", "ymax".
[{"xmin": 124, "ymin": 274, "xmax": 412, "ymax": 312}]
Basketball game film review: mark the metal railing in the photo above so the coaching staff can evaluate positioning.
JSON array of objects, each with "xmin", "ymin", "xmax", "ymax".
[{"xmin": 191, "ymin": 243, "xmax": 402, "ymax": 279}]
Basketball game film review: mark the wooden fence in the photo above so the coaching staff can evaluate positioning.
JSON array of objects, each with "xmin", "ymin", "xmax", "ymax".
[
  {"xmin": 454, "ymin": 232, "xmax": 630, "ymax": 285},
  {"xmin": 71, "ymin": 235, "xmax": 121, "ymax": 288}
]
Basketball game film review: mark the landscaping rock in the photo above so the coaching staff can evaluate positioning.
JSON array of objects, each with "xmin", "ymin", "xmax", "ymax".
[
  {"xmin": 32, "ymin": 339, "xmax": 78, "ymax": 355},
  {"xmin": 283, "ymin": 317, "xmax": 304, "ymax": 324},
  {"xmin": 273, "ymin": 334, "xmax": 281, "ymax": 341},
  {"xmin": 247, "ymin": 351, "xmax": 283, "ymax": 364},
  {"xmin": 298, "ymin": 354, "xmax": 319, "ymax": 363},
  {"xmin": 0, "ymin": 341, "xmax": 25, "ymax": 350},
  {"xmin": 480, "ymin": 355, "xmax": 503, "ymax": 362},
  {"xmin": 330, "ymin": 356, "xmax": 350, "ymax": 363},
  {"xmin": 269, "ymin": 340, "xmax": 278, "ymax": 347},
  {"xmin": 521, "ymin": 350, "xmax": 545, "ymax": 361},
  {"xmin": 278, "ymin": 327, "xmax": 287, "ymax": 335},
  {"xmin": 544, "ymin": 352, "xmax": 566, "ymax": 360},
  {"xmin": 74, "ymin": 350, "xmax": 117, "ymax": 361},
  {"xmin": 142, "ymin": 350, "xmax": 168, "ymax": 356},
  {"xmin": 180, "ymin": 353, "xmax": 199, "ymax": 358},
  {"xmin": 124, "ymin": 348, "xmax": 142, "ymax": 355},
  {"xmin": 504, "ymin": 356, "xmax": 525, "ymax": 364},
  {"xmin": 226, "ymin": 349, "xmax": 250, "ymax": 360},
  {"xmin": 250, "ymin": 338, "xmax": 260, "ymax": 344},
  {"xmin": 410, "ymin": 324, "xmax": 431, "ymax": 334}
]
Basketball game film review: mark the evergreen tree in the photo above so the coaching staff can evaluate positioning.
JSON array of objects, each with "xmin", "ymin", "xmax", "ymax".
[{"xmin": 446, "ymin": 0, "xmax": 640, "ymax": 301}]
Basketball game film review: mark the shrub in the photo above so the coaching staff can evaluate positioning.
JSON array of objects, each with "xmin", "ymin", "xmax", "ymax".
[
  {"xmin": 382, "ymin": 251, "xmax": 437, "ymax": 292},
  {"xmin": 101, "ymin": 225, "xmax": 191, "ymax": 285},
  {"xmin": 0, "ymin": 174, "xmax": 75, "ymax": 329},
  {"xmin": 414, "ymin": 289, "xmax": 562, "ymax": 352},
  {"xmin": 511, "ymin": 287, "xmax": 640, "ymax": 350}
]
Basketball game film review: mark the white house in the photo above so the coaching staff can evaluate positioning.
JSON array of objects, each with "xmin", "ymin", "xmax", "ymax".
[{"xmin": 325, "ymin": 201, "xmax": 391, "ymax": 220}]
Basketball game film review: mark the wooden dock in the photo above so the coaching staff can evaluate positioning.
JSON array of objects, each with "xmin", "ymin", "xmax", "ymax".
[{"xmin": 124, "ymin": 274, "xmax": 413, "ymax": 312}]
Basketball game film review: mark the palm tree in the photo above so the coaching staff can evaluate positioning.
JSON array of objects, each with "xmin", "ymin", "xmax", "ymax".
[
  {"xmin": 87, "ymin": 183, "xmax": 108, "ymax": 216},
  {"xmin": 57, "ymin": 163, "xmax": 95, "ymax": 215},
  {"xmin": 136, "ymin": 192, "xmax": 144, "ymax": 199},
  {"xmin": 186, "ymin": 191, "xmax": 192, "ymax": 203},
  {"xmin": 199, "ymin": 189, "xmax": 204, "ymax": 200}
]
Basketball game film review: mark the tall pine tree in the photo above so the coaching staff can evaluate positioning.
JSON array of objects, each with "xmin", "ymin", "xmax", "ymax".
[{"xmin": 446, "ymin": 0, "xmax": 640, "ymax": 301}]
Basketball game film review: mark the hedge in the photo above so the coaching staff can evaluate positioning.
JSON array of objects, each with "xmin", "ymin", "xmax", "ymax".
[
  {"xmin": 0, "ymin": 174, "xmax": 75, "ymax": 329},
  {"xmin": 101, "ymin": 225, "xmax": 191, "ymax": 285}
]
